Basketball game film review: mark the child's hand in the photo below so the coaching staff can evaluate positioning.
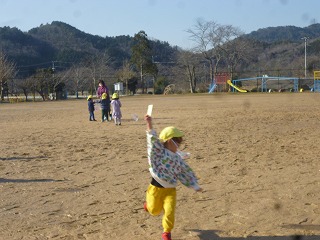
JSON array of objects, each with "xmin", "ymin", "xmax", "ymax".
[
  {"xmin": 144, "ymin": 114, "xmax": 151, "ymax": 120},
  {"xmin": 145, "ymin": 115, "xmax": 152, "ymax": 131}
]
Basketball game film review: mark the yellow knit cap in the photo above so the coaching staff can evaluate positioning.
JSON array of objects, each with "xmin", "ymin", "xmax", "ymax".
[
  {"xmin": 112, "ymin": 93, "xmax": 119, "ymax": 99},
  {"xmin": 159, "ymin": 126, "xmax": 184, "ymax": 142},
  {"xmin": 102, "ymin": 93, "xmax": 107, "ymax": 99}
]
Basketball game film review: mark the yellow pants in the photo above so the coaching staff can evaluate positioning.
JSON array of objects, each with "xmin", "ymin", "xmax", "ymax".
[{"xmin": 146, "ymin": 184, "xmax": 177, "ymax": 233}]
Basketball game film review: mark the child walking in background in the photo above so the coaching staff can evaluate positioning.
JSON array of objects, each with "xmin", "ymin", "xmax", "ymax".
[
  {"xmin": 111, "ymin": 93, "xmax": 122, "ymax": 125},
  {"xmin": 87, "ymin": 95, "xmax": 96, "ymax": 121},
  {"xmin": 99, "ymin": 93, "xmax": 111, "ymax": 122},
  {"xmin": 144, "ymin": 115, "xmax": 202, "ymax": 240}
]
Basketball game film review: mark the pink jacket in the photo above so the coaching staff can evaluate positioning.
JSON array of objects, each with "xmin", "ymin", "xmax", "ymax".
[{"xmin": 96, "ymin": 85, "xmax": 109, "ymax": 98}]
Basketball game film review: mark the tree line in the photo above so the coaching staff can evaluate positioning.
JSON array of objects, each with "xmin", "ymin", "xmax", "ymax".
[{"xmin": 1, "ymin": 20, "xmax": 320, "ymax": 101}]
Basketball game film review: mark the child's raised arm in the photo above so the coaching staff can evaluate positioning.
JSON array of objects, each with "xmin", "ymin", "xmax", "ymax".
[{"xmin": 144, "ymin": 115, "xmax": 152, "ymax": 131}]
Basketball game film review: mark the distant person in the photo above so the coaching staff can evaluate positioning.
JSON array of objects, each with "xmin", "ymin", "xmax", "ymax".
[
  {"xmin": 143, "ymin": 115, "xmax": 202, "ymax": 240},
  {"xmin": 96, "ymin": 80, "xmax": 109, "ymax": 99},
  {"xmin": 87, "ymin": 95, "xmax": 96, "ymax": 121},
  {"xmin": 99, "ymin": 93, "xmax": 111, "ymax": 122},
  {"xmin": 97, "ymin": 80, "xmax": 111, "ymax": 116},
  {"xmin": 111, "ymin": 92, "xmax": 122, "ymax": 125}
]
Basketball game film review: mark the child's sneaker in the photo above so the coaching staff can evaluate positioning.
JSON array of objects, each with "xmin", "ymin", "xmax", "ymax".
[
  {"xmin": 162, "ymin": 232, "xmax": 171, "ymax": 240},
  {"xmin": 143, "ymin": 202, "xmax": 148, "ymax": 212}
]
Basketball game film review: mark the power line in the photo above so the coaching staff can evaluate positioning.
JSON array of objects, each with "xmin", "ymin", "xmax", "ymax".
[
  {"xmin": 18, "ymin": 61, "xmax": 74, "ymax": 69},
  {"xmin": 18, "ymin": 62, "xmax": 53, "ymax": 69}
]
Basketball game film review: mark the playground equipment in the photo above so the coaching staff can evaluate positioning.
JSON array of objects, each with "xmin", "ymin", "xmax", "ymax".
[
  {"xmin": 208, "ymin": 73, "xmax": 230, "ymax": 93},
  {"xmin": 163, "ymin": 84, "xmax": 175, "ymax": 95},
  {"xmin": 215, "ymin": 73, "xmax": 229, "ymax": 92},
  {"xmin": 208, "ymin": 74, "xmax": 302, "ymax": 93},
  {"xmin": 231, "ymin": 76, "xmax": 299, "ymax": 92},
  {"xmin": 208, "ymin": 82, "xmax": 217, "ymax": 93},
  {"xmin": 227, "ymin": 80, "xmax": 247, "ymax": 92},
  {"xmin": 314, "ymin": 71, "xmax": 320, "ymax": 92}
]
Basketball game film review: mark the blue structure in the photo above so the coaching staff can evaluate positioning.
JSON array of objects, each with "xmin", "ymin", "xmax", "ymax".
[
  {"xmin": 313, "ymin": 71, "xmax": 320, "ymax": 92},
  {"xmin": 232, "ymin": 76, "xmax": 299, "ymax": 92},
  {"xmin": 314, "ymin": 80, "xmax": 320, "ymax": 92},
  {"xmin": 208, "ymin": 82, "xmax": 217, "ymax": 93}
]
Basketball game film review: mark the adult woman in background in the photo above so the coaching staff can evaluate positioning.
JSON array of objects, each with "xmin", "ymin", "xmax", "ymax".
[{"xmin": 96, "ymin": 80, "xmax": 109, "ymax": 99}]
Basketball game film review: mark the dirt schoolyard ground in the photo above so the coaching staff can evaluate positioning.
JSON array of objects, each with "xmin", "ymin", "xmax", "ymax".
[{"xmin": 0, "ymin": 93, "xmax": 320, "ymax": 240}]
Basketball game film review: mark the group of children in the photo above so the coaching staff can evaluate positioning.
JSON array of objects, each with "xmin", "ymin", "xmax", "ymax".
[
  {"xmin": 87, "ymin": 92, "xmax": 122, "ymax": 126},
  {"xmin": 87, "ymin": 80, "xmax": 122, "ymax": 125}
]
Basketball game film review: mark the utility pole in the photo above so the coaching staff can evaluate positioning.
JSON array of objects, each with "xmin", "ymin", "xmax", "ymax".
[
  {"xmin": 301, "ymin": 37, "xmax": 309, "ymax": 79},
  {"xmin": 51, "ymin": 61, "xmax": 55, "ymax": 100}
]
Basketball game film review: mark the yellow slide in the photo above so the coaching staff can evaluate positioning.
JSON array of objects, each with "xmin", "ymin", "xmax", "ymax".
[{"xmin": 227, "ymin": 80, "xmax": 247, "ymax": 93}]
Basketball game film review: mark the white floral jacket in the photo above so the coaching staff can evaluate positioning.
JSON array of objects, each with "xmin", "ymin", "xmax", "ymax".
[{"xmin": 147, "ymin": 130, "xmax": 200, "ymax": 191}]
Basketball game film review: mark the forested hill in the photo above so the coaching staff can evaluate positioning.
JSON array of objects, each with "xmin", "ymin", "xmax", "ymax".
[
  {"xmin": 0, "ymin": 21, "xmax": 177, "ymax": 70},
  {"xmin": 244, "ymin": 24, "xmax": 320, "ymax": 43},
  {"xmin": 1, "ymin": 21, "xmax": 320, "ymax": 77}
]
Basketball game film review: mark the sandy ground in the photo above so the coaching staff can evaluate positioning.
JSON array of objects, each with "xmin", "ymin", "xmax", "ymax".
[{"xmin": 0, "ymin": 93, "xmax": 320, "ymax": 240}]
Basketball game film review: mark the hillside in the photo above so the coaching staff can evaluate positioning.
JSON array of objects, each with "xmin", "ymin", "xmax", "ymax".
[
  {"xmin": 239, "ymin": 33, "xmax": 320, "ymax": 79},
  {"xmin": 1, "ymin": 21, "xmax": 320, "ymax": 84},
  {"xmin": 0, "ymin": 26, "xmax": 56, "ymax": 67},
  {"xmin": 244, "ymin": 23, "xmax": 320, "ymax": 43},
  {"xmin": 0, "ymin": 21, "xmax": 177, "ymax": 77}
]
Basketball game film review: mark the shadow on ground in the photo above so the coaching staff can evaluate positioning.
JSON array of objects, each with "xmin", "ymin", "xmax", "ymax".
[
  {"xmin": 0, "ymin": 156, "xmax": 48, "ymax": 161},
  {"xmin": 189, "ymin": 229, "xmax": 320, "ymax": 240},
  {"xmin": 0, "ymin": 178, "xmax": 63, "ymax": 183}
]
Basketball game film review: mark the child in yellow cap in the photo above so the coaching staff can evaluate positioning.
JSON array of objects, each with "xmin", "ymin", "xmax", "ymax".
[
  {"xmin": 87, "ymin": 95, "xmax": 96, "ymax": 121},
  {"xmin": 98, "ymin": 93, "xmax": 111, "ymax": 122},
  {"xmin": 111, "ymin": 93, "xmax": 122, "ymax": 125},
  {"xmin": 144, "ymin": 115, "xmax": 202, "ymax": 240}
]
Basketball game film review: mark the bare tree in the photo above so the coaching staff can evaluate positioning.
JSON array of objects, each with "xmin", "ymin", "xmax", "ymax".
[
  {"xmin": 65, "ymin": 65, "xmax": 91, "ymax": 98},
  {"xmin": 115, "ymin": 60, "xmax": 136, "ymax": 95},
  {"xmin": 187, "ymin": 19, "xmax": 243, "ymax": 81},
  {"xmin": 177, "ymin": 50, "xmax": 201, "ymax": 93},
  {"xmin": 218, "ymin": 37, "xmax": 250, "ymax": 80},
  {"xmin": 30, "ymin": 69, "xmax": 51, "ymax": 101},
  {"xmin": 87, "ymin": 53, "xmax": 113, "ymax": 95},
  {"xmin": 211, "ymin": 25, "xmax": 246, "ymax": 79},
  {"xmin": 0, "ymin": 52, "xmax": 16, "ymax": 101},
  {"xmin": 187, "ymin": 19, "xmax": 220, "ymax": 82},
  {"xmin": 16, "ymin": 78, "xmax": 31, "ymax": 101}
]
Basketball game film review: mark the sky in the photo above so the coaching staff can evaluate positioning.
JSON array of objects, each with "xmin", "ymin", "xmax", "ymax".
[{"xmin": 0, "ymin": 0, "xmax": 319, "ymax": 49}]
